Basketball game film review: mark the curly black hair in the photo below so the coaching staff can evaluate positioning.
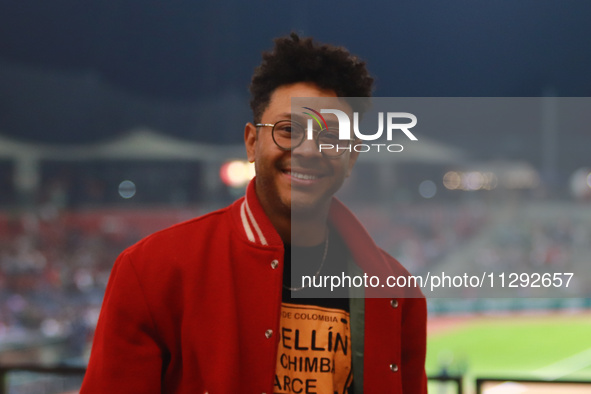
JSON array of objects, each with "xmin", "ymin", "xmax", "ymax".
[{"xmin": 249, "ymin": 33, "xmax": 374, "ymax": 123}]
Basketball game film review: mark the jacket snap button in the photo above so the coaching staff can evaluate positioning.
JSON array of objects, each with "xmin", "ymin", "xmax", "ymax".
[
  {"xmin": 390, "ymin": 363, "xmax": 399, "ymax": 372},
  {"xmin": 265, "ymin": 329, "xmax": 273, "ymax": 338},
  {"xmin": 271, "ymin": 260, "xmax": 279, "ymax": 269},
  {"xmin": 390, "ymin": 299, "xmax": 398, "ymax": 308}
]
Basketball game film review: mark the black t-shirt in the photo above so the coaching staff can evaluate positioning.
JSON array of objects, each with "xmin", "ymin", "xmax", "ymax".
[{"xmin": 274, "ymin": 228, "xmax": 355, "ymax": 394}]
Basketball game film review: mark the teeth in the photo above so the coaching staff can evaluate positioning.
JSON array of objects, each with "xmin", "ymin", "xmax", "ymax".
[{"xmin": 289, "ymin": 172, "xmax": 319, "ymax": 180}]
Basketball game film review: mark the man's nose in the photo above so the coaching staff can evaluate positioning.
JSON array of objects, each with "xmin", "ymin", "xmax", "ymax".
[{"xmin": 292, "ymin": 136, "xmax": 322, "ymax": 157}]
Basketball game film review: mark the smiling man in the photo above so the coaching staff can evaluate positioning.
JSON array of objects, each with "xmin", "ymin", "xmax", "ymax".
[
  {"xmin": 81, "ymin": 33, "xmax": 427, "ymax": 394},
  {"xmin": 246, "ymin": 82, "xmax": 357, "ymax": 246}
]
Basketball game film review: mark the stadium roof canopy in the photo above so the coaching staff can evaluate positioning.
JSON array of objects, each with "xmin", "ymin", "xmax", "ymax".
[
  {"xmin": 0, "ymin": 130, "xmax": 466, "ymax": 165},
  {"xmin": 356, "ymin": 136, "xmax": 467, "ymax": 165},
  {"xmin": 0, "ymin": 129, "xmax": 246, "ymax": 162}
]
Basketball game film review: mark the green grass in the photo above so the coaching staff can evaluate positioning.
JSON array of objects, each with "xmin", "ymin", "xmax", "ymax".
[{"xmin": 426, "ymin": 314, "xmax": 591, "ymax": 380}]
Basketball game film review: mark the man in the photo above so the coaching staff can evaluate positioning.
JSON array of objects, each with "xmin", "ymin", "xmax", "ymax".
[{"xmin": 81, "ymin": 33, "xmax": 427, "ymax": 393}]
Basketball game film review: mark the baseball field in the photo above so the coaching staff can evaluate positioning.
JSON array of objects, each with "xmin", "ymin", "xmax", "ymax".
[{"xmin": 425, "ymin": 312, "xmax": 591, "ymax": 393}]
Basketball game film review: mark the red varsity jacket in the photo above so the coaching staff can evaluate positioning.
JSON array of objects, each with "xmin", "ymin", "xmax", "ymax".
[{"xmin": 81, "ymin": 179, "xmax": 427, "ymax": 393}]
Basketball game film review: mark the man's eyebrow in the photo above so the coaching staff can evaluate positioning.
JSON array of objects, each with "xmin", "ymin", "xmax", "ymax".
[{"xmin": 289, "ymin": 112, "xmax": 306, "ymax": 122}]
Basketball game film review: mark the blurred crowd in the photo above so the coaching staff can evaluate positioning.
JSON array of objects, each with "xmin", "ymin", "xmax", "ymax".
[
  {"xmin": 0, "ymin": 204, "xmax": 193, "ymax": 364},
  {"xmin": 353, "ymin": 201, "xmax": 490, "ymax": 273}
]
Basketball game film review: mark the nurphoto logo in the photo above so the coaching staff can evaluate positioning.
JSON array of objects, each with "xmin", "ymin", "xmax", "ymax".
[{"xmin": 302, "ymin": 107, "xmax": 418, "ymax": 153}]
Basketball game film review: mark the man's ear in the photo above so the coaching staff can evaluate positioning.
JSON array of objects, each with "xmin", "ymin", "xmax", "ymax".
[
  {"xmin": 244, "ymin": 122, "xmax": 257, "ymax": 162},
  {"xmin": 345, "ymin": 139, "xmax": 361, "ymax": 177}
]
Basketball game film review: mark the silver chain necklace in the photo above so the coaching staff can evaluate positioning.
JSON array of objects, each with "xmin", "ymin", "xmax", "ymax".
[{"xmin": 283, "ymin": 230, "xmax": 329, "ymax": 292}]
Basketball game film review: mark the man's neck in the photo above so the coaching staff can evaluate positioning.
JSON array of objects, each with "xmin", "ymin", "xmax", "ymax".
[
  {"xmin": 291, "ymin": 212, "xmax": 330, "ymax": 246},
  {"xmin": 268, "ymin": 209, "xmax": 330, "ymax": 247}
]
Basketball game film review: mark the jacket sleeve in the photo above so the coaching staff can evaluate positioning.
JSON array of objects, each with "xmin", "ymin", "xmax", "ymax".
[
  {"xmin": 401, "ymin": 296, "xmax": 428, "ymax": 394},
  {"xmin": 80, "ymin": 251, "xmax": 164, "ymax": 393}
]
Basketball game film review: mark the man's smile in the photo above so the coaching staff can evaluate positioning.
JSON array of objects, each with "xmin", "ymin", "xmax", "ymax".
[
  {"xmin": 281, "ymin": 166, "xmax": 330, "ymax": 186},
  {"xmin": 288, "ymin": 171, "xmax": 320, "ymax": 180}
]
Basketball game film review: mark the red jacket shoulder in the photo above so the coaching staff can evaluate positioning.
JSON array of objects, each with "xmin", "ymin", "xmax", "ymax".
[{"xmin": 120, "ymin": 202, "xmax": 237, "ymax": 276}]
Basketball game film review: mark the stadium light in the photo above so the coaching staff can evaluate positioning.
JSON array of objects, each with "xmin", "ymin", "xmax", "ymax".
[{"xmin": 220, "ymin": 160, "xmax": 255, "ymax": 188}]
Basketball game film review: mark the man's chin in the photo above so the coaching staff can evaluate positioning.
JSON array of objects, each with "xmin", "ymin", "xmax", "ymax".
[{"xmin": 288, "ymin": 196, "xmax": 329, "ymax": 218}]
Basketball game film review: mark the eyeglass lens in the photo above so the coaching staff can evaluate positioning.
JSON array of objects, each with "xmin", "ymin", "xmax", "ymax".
[{"xmin": 272, "ymin": 120, "xmax": 350, "ymax": 156}]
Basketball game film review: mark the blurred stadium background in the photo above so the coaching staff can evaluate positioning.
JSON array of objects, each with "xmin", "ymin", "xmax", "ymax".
[{"xmin": 1, "ymin": 1, "xmax": 591, "ymax": 393}]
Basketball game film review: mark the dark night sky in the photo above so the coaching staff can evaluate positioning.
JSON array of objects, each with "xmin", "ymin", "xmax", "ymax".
[{"xmin": 0, "ymin": 0, "xmax": 590, "ymax": 153}]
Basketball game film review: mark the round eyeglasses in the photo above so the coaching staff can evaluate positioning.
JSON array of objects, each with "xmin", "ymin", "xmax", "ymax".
[{"xmin": 255, "ymin": 120, "xmax": 352, "ymax": 157}]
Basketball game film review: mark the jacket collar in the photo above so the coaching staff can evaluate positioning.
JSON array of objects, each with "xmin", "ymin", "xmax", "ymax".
[
  {"xmin": 236, "ymin": 178, "xmax": 408, "ymax": 295},
  {"xmin": 328, "ymin": 198, "xmax": 393, "ymax": 275},
  {"xmin": 237, "ymin": 178, "xmax": 386, "ymax": 270},
  {"xmin": 237, "ymin": 178, "xmax": 284, "ymax": 247}
]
